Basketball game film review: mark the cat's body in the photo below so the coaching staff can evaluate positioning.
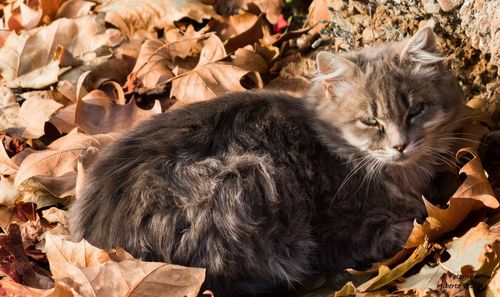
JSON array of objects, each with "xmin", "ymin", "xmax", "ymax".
[{"xmin": 70, "ymin": 28, "xmax": 465, "ymax": 296}]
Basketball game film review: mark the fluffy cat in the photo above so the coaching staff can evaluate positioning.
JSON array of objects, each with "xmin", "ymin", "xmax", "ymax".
[{"xmin": 70, "ymin": 28, "xmax": 465, "ymax": 296}]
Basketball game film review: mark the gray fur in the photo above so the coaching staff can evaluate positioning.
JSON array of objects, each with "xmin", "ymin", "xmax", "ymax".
[{"xmin": 70, "ymin": 29, "xmax": 466, "ymax": 296}]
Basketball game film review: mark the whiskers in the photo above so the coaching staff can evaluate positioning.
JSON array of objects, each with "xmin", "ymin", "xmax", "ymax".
[{"xmin": 329, "ymin": 152, "xmax": 387, "ymax": 214}]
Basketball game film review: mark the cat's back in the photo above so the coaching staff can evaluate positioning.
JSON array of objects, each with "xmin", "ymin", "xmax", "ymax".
[
  {"xmin": 122, "ymin": 91, "xmax": 317, "ymax": 159},
  {"xmin": 70, "ymin": 91, "xmax": 323, "ymax": 293}
]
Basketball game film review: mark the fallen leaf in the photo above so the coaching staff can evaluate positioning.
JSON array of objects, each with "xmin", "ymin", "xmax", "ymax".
[
  {"xmin": 303, "ymin": 0, "xmax": 332, "ymax": 36},
  {"xmin": 3, "ymin": 1, "xmax": 42, "ymax": 31},
  {"xmin": 128, "ymin": 40, "xmax": 176, "ymax": 90},
  {"xmin": 170, "ymin": 34, "xmax": 262, "ymax": 105},
  {"xmin": 49, "ymin": 104, "xmax": 77, "ymax": 134},
  {"xmin": 14, "ymin": 130, "xmax": 118, "ymax": 197},
  {"xmin": 55, "ymin": 0, "xmax": 95, "ymax": 19},
  {"xmin": 16, "ymin": 92, "xmax": 64, "ymax": 139},
  {"xmin": 210, "ymin": 11, "xmax": 259, "ymax": 41},
  {"xmin": 75, "ymin": 90, "xmax": 161, "ymax": 135},
  {"xmin": 41, "ymin": 208, "xmax": 68, "ymax": 228},
  {"xmin": 0, "ymin": 276, "xmax": 71, "ymax": 297},
  {"xmin": 0, "ymin": 87, "xmax": 23, "ymax": 133},
  {"xmin": 405, "ymin": 147, "xmax": 499, "ymax": 248},
  {"xmin": 356, "ymin": 239, "xmax": 431, "ymax": 292},
  {"xmin": 397, "ymin": 222, "xmax": 500, "ymax": 294},
  {"xmin": 223, "ymin": 13, "xmax": 269, "ymax": 53},
  {"xmin": 44, "ymin": 234, "xmax": 206, "ymax": 297},
  {"xmin": 215, "ymin": 0, "xmax": 283, "ymax": 24},
  {"xmin": 0, "ymin": 224, "xmax": 51, "ymax": 288},
  {"xmin": 98, "ymin": 0, "xmax": 219, "ymax": 31},
  {"xmin": 0, "ymin": 15, "xmax": 123, "ymax": 86},
  {"xmin": 0, "ymin": 176, "xmax": 18, "ymax": 205}
]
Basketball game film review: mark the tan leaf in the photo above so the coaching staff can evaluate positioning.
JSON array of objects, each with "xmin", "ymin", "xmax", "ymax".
[
  {"xmin": 0, "ymin": 15, "xmax": 123, "ymax": 85},
  {"xmin": 405, "ymin": 148, "xmax": 499, "ymax": 248},
  {"xmin": 17, "ymin": 92, "xmax": 64, "ymax": 138},
  {"xmin": 233, "ymin": 47, "xmax": 268, "ymax": 73},
  {"xmin": 215, "ymin": 0, "xmax": 283, "ymax": 24},
  {"xmin": 197, "ymin": 34, "xmax": 227, "ymax": 66},
  {"xmin": 0, "ymin": 88, "xmax": 64, "ymax": 138},
  {"xmin": 210, "ymin": 11, "xmax": 259, "ymax": 41},
  {"xmin": 41, "ymin": 207, "xmax": 68, "ymax": 227},
  {"xmin": 98, "ymin": 0, "xmax": 219, "ymax": 31},
  {"xmin": 75, "ymin": 90, "xmax": 161, "ymax": 135},
  {"xmin": 398, "ymin": 222, "xmax": 500, "ymax": 294},
  {"xmin": 3, "ymin": 1, "xmax": 42, "ymax": 31},
  {"xmin": 49, "ymin": 104, "xmax": 77, "ymax": 134},
  {"xmin": 303, "ymin": 0, "xmax": 332, "ymax": 35},
  {"xmin": 223, "ymin": 14, "xmax": 269, "ymax": 54},
  {"xmin": 129, "ymin": 40, "xmax": 176, "ymax": 89},
  {"xmin": 170, "ymin": 34, "xmax": 262, "ymax": 105},
  {"xmin": 0, "ymin": 276, "xmax": 73, "ymax": 297},
  {"xmin": 44, "ymin": 234, "xmax": 206, "ymax": 297},
  {"xmin": 0, "ymin": 87, "xmax": 23, "ymax": 134},
  {"xmin": 0, "ymin": 175, "xmax": 18, "ymax": 205},
  {"xmin": 55, "ymin": 0, "xmax": 96, "ymax": 19},
  {"xmin": 170, "ymin": 62, "xmax": 262, "ymax": 105},
  {"xmin": 14, "ymin": 131, "xmax": 118, "ymax": 197},
  {"xmin": 45, "ymin": 233, "xmax": 111, "ymax": 279},
  {"xmin": 356, "ymin": 240, "xmax": 431, "ymax": 292}
]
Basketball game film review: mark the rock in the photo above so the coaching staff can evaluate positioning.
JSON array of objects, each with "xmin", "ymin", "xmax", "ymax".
[
  {"xmin": 422, "ymin": 0, "xmax": 439, "ymax": 13},
  {"xmin": 459, "ymin": 0, "xmax": 500, "ymax": 72},
  {"xmin": 438, "ymin": 0, "xmax": 464, "ymax": 12}
]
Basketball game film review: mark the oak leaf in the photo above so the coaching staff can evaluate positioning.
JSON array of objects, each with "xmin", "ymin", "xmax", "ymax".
[
  {"xmin": 98, "ymin": 0, "xmax": 218, "ymax": 31},
  {"xmin": 14, "ymin": 131, "xmax": 118, "ymax": 197},
  {"xmin": 75, "ymin": 90, "xmax": 161, "ymax": 135},
  {"xmin": 170, "ymin": 34, "xmax": 262, "ymax": 105},
  {"xmin": 405, "ymin": 148, "xmax": 499, "ymax": 248},
  {"xmin": 397, "ymin": 222, "xmax": 500, "ymax": 294},
  {"xmin": 45, "ymin": 234, "xmax": 206, "ymax": 297},
  {"xmin": 0, "ymin": 15, "xmax": 123, "ymax": 87}
]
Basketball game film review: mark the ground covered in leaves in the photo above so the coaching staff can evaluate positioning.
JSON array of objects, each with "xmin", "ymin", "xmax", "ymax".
[{"xmin": 0, "ymin": 0, "xmax": 498, "ymax": 296}]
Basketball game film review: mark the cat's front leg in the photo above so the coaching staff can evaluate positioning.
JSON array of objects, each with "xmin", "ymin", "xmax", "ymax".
[{"xmin": 319, "ymin": 211, "xmax": 417, "ymax": 270}]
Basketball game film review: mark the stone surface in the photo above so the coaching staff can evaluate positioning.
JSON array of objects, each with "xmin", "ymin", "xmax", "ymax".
[
  {"xmin": 459, "ymin": 0, "xmax": 500, "ymax": 72},
  {"xmin": 439, "ymin": 0, "xmax": 464, "ymax": 12}
]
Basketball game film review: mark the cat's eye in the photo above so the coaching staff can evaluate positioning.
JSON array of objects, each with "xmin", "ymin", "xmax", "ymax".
[
  {"xmin": 409, "ymin": 102, "xmax": 425, "ymax": 118},
  {"xmin": 359, "ymin": 117, "xmax": 378, "ymax": 126}
]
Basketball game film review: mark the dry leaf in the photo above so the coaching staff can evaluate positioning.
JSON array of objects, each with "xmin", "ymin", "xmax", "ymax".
[
  {"xmin": 356, "ymin": 240, "xmax": 431, "ymax": 292},
  {"xmin": 98, "ymin": 0, "xmax": 219, "ymax": 31},
  {"xmin": 44, "ymin": 234, "xmax": 206, "ymax": 297},
  {"xmin": 398, "ymin": 222, "xmax": 500, "ymax": 294},
  {"xmin": 56, "ymin": 0, "xmax": 95, "ymax": 19},
  {"xmin": 405, "ymin": 147, "xmax": 499, "ymax": 248},
  {"xmin": 0, "ymin": 89, "xmax": 64, "ymax": 138},
  {"xmin": 0, "ymin": 176, "xmax": 18, "ymax": 205},
  {"xmin": 0, "ymin": 224, "xmax": 52, "ymax": 289},
  {"xmin": 0, "ymin": 15, "xmax": 123, "ymax": 86},
  {"xmin": 14, "ymin": 131, "xmax": 118, "ymax": 197},
  {"xmin": 75, "ymin": 90, "xmax": 161, "ymax": 135},
  {"xmin": 49, "ymin": 104, "xmax": 77, "ymax": 134},
  {"xmin": 170, "ymin": 34, "xmax": 262, "ymax": 105},
  {"xmin": 0, "ymin": 87, "xmax": 23, "ymax": 133},
  {"xmin": 215, "ymin": 0, "xmax": 283, "ymax": 24},
  {"xmin": 210, "ymin": 11, "xmax": 259, "ymax": 41},
  {"xmin": 17, "ymin": 93, "xmax": 64, "ymax": 138},
  {"xmin": 303, "ymin": 0, "xmax": 332, "ymax": 35},
  {"xmin": 223, "ymin": 13, "xmax": 269, "ymax": 54}
]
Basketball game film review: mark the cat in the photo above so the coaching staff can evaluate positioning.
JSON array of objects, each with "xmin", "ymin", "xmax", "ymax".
[{"xmin": 69, "ymin": 27, "xmax": 466, "ymax": 296}]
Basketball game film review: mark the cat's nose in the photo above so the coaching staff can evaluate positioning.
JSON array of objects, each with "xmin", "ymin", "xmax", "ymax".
[{"xmin": 392, "ymin": 143, "xmax": 407, "ymax": 153}]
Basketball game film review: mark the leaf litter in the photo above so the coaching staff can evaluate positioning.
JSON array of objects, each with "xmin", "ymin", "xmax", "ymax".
[{"xmin": 0, "ymin": 0, "xmax": 498, "ymax": 296}]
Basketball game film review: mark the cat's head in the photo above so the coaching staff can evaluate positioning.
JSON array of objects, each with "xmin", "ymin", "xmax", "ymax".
[{"xmin": 308, "ymin": 28, "xmax": 465, "ymax": 168}]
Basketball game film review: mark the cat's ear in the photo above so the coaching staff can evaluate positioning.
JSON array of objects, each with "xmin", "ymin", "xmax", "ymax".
[
  {"xmin": 316, "ymin": 51, "xmax": 357, "ymax": 80},
  {"xmin": 400, "ymin": 27, "xmax": 443, "ymax": 64}
]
